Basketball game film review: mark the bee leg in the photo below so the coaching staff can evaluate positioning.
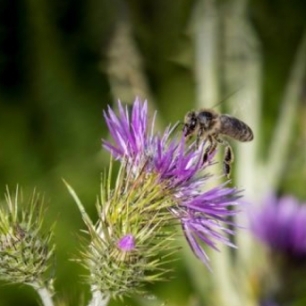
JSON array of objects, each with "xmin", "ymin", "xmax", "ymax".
[
  {"xmin": 216, "ymin": 138, "xmax": 234, "ymax": 178},
  {"xmin": 224, "ymin": 145, "xmax": 234, "ymax": 164},
  {"xmin": 223, "ymin": 162, "xmax": 231, "ymax": 177},
  {"xmin": 223, "ymin": 145, "xmax": 234, "ymax": 178},
  {"xmin": 196, "ymin": 128, "xmax": 204, "ymax": 149},
  {"xmin": 203, "ymin": 136, "xmax": 217, "ymax": 164}
]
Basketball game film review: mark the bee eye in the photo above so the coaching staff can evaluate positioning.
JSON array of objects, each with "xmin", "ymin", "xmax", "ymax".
[{"xmin": 202, "ymin": 112, "xmax": 213, "ymax": 120}]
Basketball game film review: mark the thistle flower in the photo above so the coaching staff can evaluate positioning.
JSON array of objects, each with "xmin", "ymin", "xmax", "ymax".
[
  {"xmin": 250, "ymin": 193, "xmax": 306, "ymax": 258},
  {"xmin": 0, "ymin": 187, "xmax": 55, "ymax": 291},
  {"xmin": 103, "ymin": 98, "xmax": 241, "ymax": 267},
  {"xmin": 65, "ymin": 98, "xmax": 242, "ymax": 302}
]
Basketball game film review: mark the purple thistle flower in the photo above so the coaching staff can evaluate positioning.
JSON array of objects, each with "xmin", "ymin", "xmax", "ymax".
[
  {"xmin": 103, "ymin": 98, "xmax": 242, "ymax": 267},
  {"xmin": 103, "ymin": 98, "xmax": 203, "ymax": 183},
  {"xmin": 250, "ymin": 193, "xmax": 306, "ymax": 257}
]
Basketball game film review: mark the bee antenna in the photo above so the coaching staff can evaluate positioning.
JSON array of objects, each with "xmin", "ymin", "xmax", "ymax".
[{"xmin": 210, "ymin": 86, "xmax": 243, "ymax": 109}]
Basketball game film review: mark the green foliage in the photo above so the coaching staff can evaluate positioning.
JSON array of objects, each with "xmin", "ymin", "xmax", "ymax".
[{"xmin": 1, "ymin": 0, "xmax": 306, "ymax": 305}]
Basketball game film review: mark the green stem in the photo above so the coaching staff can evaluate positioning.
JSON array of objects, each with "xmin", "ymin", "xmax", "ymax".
[
  {"xmin": 32, "ymin": 284, "xmax": 54, "ymax": 306},
  {"xmin": 88, "ymin": 287, "xmax": 110, "ymax": 306},
  {"xmin": 193, "ymin": 0, "xmax": 220, "ymax": 107},
  {"xmin": 264, "ymin": 30, "xmax": 306, "ymax": 193},
  {"xmin": 192, "ymin": 1, "xmax": 241, "ymax": 305}
]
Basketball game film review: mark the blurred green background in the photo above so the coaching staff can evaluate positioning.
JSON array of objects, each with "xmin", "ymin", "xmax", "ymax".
[{"xmin": 1, "ymin": 0, "xmax": 306, "ymax": 305}]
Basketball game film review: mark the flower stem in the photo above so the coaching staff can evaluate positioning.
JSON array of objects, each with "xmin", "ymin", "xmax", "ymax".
[
  {"xmin": 88, "ymin": 288, "xmax": 110, "ymax": 306},
  {"xmin": 34, "ymin": 286, "xmax": 54, "ymax": 306}
]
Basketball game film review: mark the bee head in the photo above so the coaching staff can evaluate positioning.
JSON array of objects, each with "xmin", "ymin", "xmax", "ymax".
[{"xmin": 183, "ymin": 111, "xmax": 198, "ymax": 137}]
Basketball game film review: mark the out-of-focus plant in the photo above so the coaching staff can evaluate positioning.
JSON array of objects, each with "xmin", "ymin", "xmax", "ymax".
[{"xmin": 250, "ymin": 193, "xmax": 306, "ymax": 305}]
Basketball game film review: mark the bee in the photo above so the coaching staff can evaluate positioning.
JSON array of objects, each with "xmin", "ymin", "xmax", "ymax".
[{"xmin": 183, "ymin": 109, "xmax": 254, "ymax": 177}]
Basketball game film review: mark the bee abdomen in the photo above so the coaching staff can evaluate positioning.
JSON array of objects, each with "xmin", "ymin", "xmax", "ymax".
[
  {"xmin": 242, "ymin": 127, "xmax": 254, "ymax": 141},
  {"xmin": 220, "ymin": 115, "xmax": 254, "ymax": 142}
]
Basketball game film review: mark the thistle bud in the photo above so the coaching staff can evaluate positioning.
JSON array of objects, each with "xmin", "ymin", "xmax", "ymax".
[
  {"xmin": 0, "ymin": 187, "xmax": 55, "ymax": 291},
  {"xmin": 66, "ymin": 161, "xmax": 177, "ymax": 299}
]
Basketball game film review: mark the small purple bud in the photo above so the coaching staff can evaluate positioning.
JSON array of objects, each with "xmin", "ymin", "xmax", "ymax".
[{"xmin": 117, "ymin": 234, "xmax": 136, "ymax": 251}]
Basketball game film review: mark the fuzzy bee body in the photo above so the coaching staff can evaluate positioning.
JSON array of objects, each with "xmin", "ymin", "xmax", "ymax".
[{"xmin": 183, "ymin": 108, "xmax": 253, "ymax": 177}]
